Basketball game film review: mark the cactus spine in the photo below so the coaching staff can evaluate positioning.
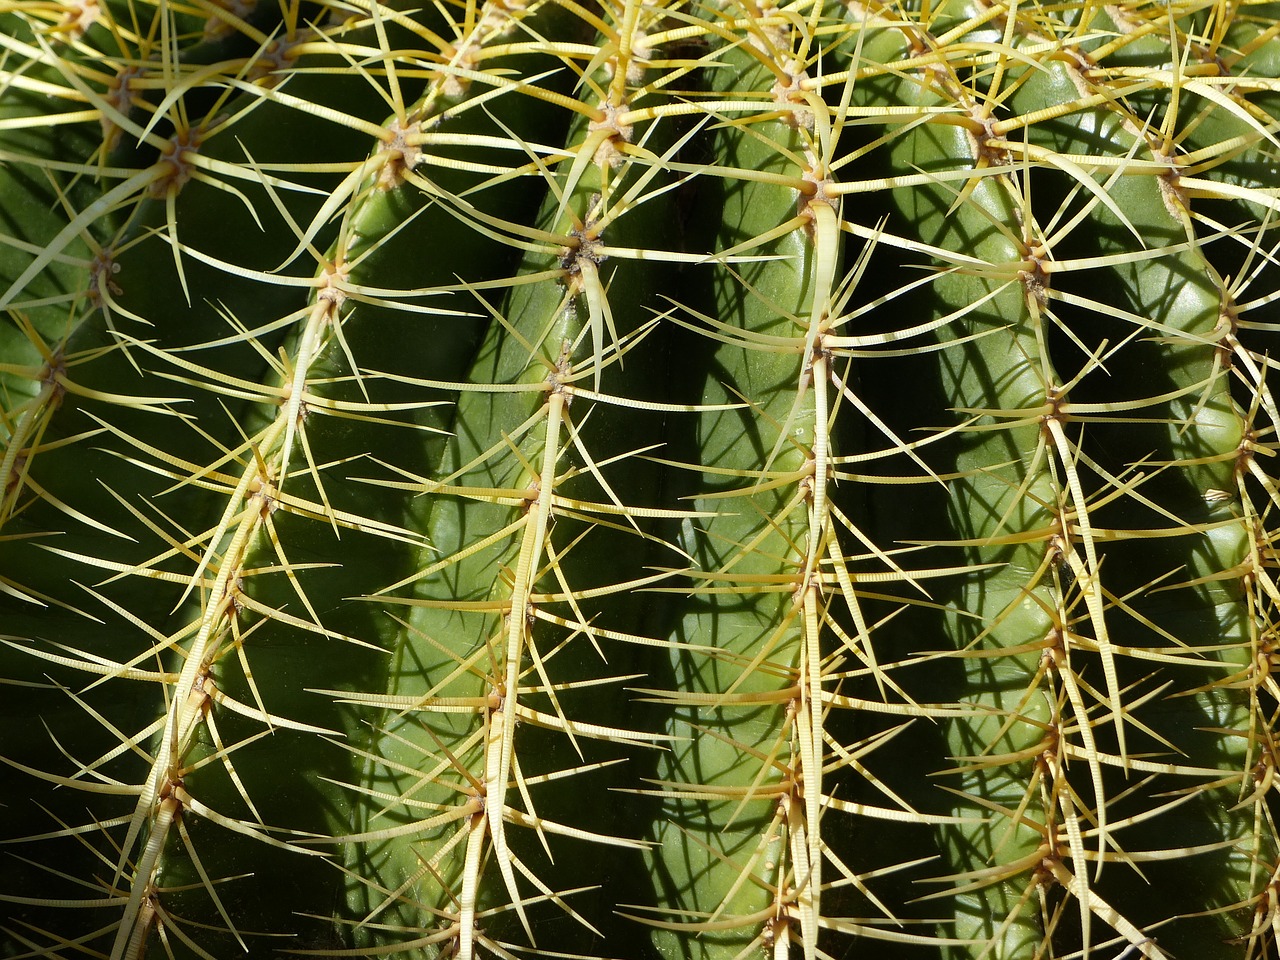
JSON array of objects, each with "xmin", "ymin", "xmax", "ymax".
[{"xmin": 3, "ymin": 0, "xmax": 1280, "ymax": 958}]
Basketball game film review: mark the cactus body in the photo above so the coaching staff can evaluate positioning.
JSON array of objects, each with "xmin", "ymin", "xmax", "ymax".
[{"xmin": 3, "ymin": 1, "xmax": 1280, "ymax": 959}]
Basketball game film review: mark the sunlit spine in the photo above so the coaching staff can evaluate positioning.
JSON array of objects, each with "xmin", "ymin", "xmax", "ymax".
[
  {"xmin": 639, "ymin": 3, "xmax": 880, "ymax": 956},
  {"xmin": 335, "ymin": 2, "xmax": 697, "ymax": 954}
]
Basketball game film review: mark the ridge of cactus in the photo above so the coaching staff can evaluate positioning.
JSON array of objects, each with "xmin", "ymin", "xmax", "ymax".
[{"xmin": 2, "ymin": 0, "xmax": 1280, "ymax": 958}]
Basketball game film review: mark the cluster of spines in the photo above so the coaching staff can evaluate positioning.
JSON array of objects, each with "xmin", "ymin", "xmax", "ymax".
[
  {"xmin": 0, "ymin": 0, "xmax": 612, "ymax": 952},
  {"xmin": 328, "ymin": 2, "xmax": 703, "ymax": 951},
  {"xmin": 843, "ymin": 2, "xmax": 1280, "ymax": 958},
  {"xmin": 630, "ymin": 2, "xmax": 958, "ymax": 956},
  {"xmin": 2, "ymin": 0, "xmax": 1280, "ymax": 958}
]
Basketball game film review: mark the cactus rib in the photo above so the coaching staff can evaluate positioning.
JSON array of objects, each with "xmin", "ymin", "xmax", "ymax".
[{"xmin": 2, "ymin": 0, "xmax": 1280, "ymax": 957}]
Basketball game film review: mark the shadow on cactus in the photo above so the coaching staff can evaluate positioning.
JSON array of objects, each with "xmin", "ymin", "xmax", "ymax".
[{"xmin": 2, "ymin": 0, "xmax": 1280, "ymax": 958}]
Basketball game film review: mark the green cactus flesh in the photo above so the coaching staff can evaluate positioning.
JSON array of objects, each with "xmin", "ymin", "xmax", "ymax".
[{"xmin": 3, "ymin": 0, "xmax": 1280, "ymax": 958}]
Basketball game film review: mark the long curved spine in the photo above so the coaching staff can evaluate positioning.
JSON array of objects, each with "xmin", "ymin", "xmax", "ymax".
[
  {"xmin": 331, "ymin": 3, "xmax": 696, "ymax": 954},
  {"xmin": 0, "ymin": 0, "xmax": 588, "ymax": 953},
  {"xmin": 638, "ymin": 4, "xmax": 927, "ymax": 956}
]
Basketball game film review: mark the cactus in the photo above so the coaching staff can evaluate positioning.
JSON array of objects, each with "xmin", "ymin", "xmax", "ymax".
[{"xmin": 2, "ymin": 0, "xmax": 1280, "ymax": 958}]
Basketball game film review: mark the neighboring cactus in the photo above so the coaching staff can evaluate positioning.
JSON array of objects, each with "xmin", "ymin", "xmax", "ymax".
[{"xmin": 2, "ymin": 0, "xmax": 1280, "ymax": 959}]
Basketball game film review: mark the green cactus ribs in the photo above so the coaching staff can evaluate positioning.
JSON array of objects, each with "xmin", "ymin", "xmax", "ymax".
[{"xmin": 0, "ymin": 0, "xmax": 1279, "ymax": 958}]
